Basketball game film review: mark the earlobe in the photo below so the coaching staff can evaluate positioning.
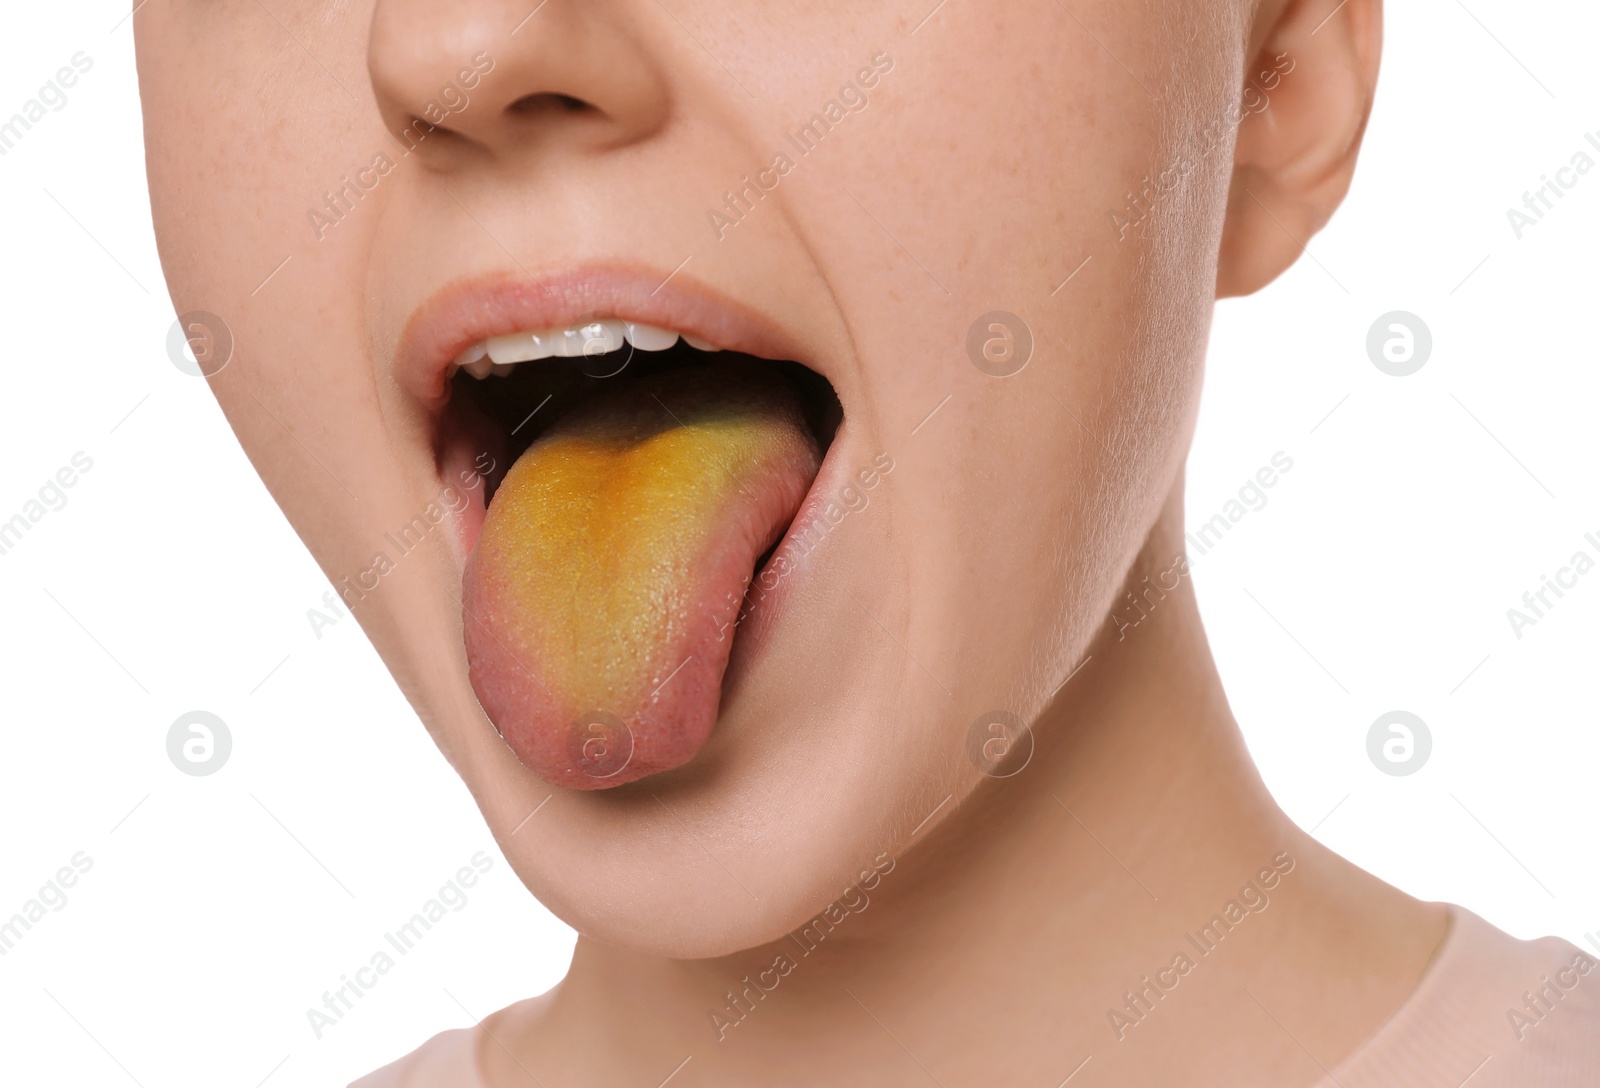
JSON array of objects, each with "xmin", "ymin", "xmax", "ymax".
[{"xmin": 1215, "ymin": 0, "xmax": 1383, "ymax": 298}]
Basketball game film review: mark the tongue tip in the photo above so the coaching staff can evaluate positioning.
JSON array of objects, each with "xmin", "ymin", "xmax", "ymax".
[
  {"xmin": 469, "ymin": 672, "xmax": 718, "ymax": 791},
  {"xmin": 463, "ymin": 582, "xmax": 726, "ymax": 790}
]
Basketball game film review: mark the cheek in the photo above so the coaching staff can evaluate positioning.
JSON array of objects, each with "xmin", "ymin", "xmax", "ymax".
[
  {"xmin": 823, "ymin": 9, "xmax": 1224, "ymax": 717},
  {"xmin": 139, "ymin": 7, "xmax": 372, "ymax": 308},
  {"xmin": 138, "ymin": 4, "xmax": 434, "ymax": 595}
]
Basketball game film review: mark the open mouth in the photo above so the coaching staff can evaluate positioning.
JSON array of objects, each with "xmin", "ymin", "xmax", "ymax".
[{"xmin": 433, "ymin": 308, "xmax": 841, "ymax": 790}]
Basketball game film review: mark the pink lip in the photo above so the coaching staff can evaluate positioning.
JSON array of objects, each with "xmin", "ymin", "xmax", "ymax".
[{"xmin": 397, "ymin": 264, "xmax": 823, "ymax": 410}]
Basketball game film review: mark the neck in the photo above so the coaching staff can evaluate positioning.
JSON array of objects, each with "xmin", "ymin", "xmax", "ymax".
[{"xmin": 492, "ymin": 492, "xmax": 1446, "ymax": 1086}]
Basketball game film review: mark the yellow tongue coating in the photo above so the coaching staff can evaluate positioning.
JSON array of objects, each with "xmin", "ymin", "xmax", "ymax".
[{"xmin": 474, "ymin": 415, "xmax": 783, "ymax": 709}]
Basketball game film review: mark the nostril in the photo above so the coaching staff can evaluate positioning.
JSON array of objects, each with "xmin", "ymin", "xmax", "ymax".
[{"xmin": 509, "ymin": 92, "xmax": 595, "ymax": 116}]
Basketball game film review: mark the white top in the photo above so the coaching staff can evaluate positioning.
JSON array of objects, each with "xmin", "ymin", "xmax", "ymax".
[{"xmin": 351, "ymin": 906, "xmax": 1600, "ymax": 1086}]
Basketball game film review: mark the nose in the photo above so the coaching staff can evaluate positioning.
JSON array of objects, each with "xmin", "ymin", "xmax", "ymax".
[{"xmin": 367, "ymin": 0, "xmax": 670, "ymax": 160}]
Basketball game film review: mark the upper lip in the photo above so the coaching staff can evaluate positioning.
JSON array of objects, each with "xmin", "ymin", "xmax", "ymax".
[{"xmin": 397, "ymin": 264, "xmax": 821, "ymax": 410}]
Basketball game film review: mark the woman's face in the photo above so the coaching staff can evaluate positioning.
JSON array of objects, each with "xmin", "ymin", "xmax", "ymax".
[{"xmin": 138, "ymin": 0, "xmax": 1248, "ymax": 956}]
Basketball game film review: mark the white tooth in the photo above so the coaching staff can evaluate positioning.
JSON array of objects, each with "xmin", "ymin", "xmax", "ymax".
[
  {"xmin": 454, "ymin": 341, "xmax": 488, "ymax": 366},
  {"xmin": 578, "ymin": 320, "xmax": 625, "ymax": 357},
  {"xmin": 491, "ymin": 362, "xmax": 520, "ymax": 377},
  {"xmin": 625, "ymin": 323, "xmax": 679, "ymax": 351},
  {"xmin": 550, "ymin": 328, "xmax": 580, "ymax": 358},
  {"xmin": 683, "ymin": 335, "xmax": 719, "ymax": 352},
  {"xmin": 464, "ymin": 357, "xmax": 494, "ymax": 379},
  {"xmin": 486, "ymin": 331, "xmax": 555, "ymax": 364}
]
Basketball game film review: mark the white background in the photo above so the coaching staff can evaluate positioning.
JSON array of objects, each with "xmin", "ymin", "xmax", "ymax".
[{"xmin": 1, "ymin": 2, "xmax": 1596, "ymax": 1085}]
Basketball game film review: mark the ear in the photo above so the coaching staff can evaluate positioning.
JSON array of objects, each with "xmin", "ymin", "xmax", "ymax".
[{"xmin": 1215, "ymin": 0, "xmax": 1383, "ymax": 298}]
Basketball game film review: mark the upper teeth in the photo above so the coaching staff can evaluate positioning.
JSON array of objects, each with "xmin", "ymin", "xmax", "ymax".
[{"xmin": 452, "ymin": 322, "xmax": 720, "ymax": 378}]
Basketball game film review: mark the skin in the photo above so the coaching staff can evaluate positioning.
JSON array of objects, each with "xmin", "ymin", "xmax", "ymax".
[{"xmin": 138, "ymin": 0, "xmax": 1447, "ymax": 1084}]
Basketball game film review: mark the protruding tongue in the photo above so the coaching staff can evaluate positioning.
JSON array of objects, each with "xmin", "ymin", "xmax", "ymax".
[{"xmin": 463, "ymin": 362, "xmax": 820, "ymax": 789}]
